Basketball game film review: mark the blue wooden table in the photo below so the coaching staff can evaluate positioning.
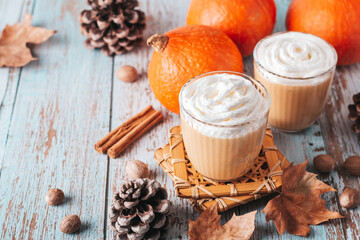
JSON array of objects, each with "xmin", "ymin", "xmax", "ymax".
[{"xmin": 0, "ymin": 0, "xmax": 359, "ymax": 239}]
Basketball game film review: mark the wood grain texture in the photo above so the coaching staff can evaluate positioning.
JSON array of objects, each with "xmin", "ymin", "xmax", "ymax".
[
  {"xmin": 0, "ymin": 0, "xmax": 20, "ymax": 105},
  {"xmin": 0, "ymin": 0, "xmax": 36, "ymax": 102},
  {"xmin": 319, "ymin": 64, "xmax": 360, "ymax": 239},
  {"xmin": 0, "ymin": 0, "xmax": 112, "ymax": 239},
  {"xmin": 0, "ymin": 0, "xmax": 359, "ymax": 239},
  {"xmin": 0, "ymin": 0, "xmax": 32, "ymax": 173}
]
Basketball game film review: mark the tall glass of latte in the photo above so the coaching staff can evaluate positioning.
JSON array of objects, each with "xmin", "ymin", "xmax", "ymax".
[
  {"xmin": 254, "ymin": 31, "xmax": 337, "ymax": 132},
  {"xmin": 179, "ymin": 71, "xmax": 271, "ymax": 181}
]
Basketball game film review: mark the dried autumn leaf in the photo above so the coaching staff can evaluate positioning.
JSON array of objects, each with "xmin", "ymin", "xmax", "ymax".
[
  {"xmin": 0, "ymin": 14, "xmax": 56, "ymax": 67},
  {"xmin": 262, "ymin": 159, "xmax": 343, "ymax": 237},
  {"xmin": 188, "ymin": 204, "xmax": 256, "ymax": 240}
]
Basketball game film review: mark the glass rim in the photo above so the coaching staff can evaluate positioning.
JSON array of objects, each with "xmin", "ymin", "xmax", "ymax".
[
  {"xmin": 179, "ymin": 71, "xmax": 271, "ymax": 128},
  {"xmin": 253, "ymin": 31, "xmax": 338, "ymax": 81}
]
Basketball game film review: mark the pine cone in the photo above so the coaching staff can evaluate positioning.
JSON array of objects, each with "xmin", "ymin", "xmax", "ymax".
[
  {"xmin": 109, "ymin": 179, "xmax": 171, "ymax": 240},
  {"xmin": 348, "ymin": 92, "xmax": 360, "ymax": 143},
  {"xmin": 79, "ymin": 0, "xmax": 146, "ymax": 56}
]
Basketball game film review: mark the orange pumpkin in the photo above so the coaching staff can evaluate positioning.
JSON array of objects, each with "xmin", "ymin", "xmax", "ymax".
[
  {"xmin": 286, "ymin": 0, "xmax": 360, "ymax": 65},
  {"xmin": 186, "ymin": 0, "xmax": 276, "ymax": 57},
  {"xmin": 147, "ymin": 25, "xmax": 243, "ymax": 114}
]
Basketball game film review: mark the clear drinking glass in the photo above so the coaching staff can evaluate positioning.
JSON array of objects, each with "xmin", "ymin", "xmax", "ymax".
[
  {"xmin": 253, "ymin": 31, "xmax": 337, "ymax": 132},
  {"xmin": 179, "ymin": 71, "xmax": 271, "ymax": 181}
]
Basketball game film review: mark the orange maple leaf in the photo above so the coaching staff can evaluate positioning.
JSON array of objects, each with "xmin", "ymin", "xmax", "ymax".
[
  {"xmin": 262, "ymin": 159, "xmax": 343, "ymax": 237},
  {"xmin": 0, "ymin": 14, "xmax": 56, "ymax": 67},
  {"xmin": 188, "ymin": 204, "xmax": 256, "ymax": 240}
]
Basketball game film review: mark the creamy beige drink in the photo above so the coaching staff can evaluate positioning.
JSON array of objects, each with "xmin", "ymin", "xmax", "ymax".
[
  {"xmin": 254, "ymin": 31, "xmax": 337, "ymax": 132},
  {"xmin": 179, "ymin": 72, "xmax": 270, "ymax": 181}
]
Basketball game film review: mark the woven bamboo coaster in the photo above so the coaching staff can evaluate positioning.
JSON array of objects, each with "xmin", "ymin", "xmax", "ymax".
[{"xmin": 154, "ymin": 126, "xmax": 290, "ymax": 212}]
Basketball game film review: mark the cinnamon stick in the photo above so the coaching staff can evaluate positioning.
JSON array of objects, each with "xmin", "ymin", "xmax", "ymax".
[
  {"xmin": 95, "ymin": 105, "xmax": 154, "ymax": 153},
  {"xmin": 108, "ymin": 110, "xmax": 163, "ymax": 158},
  {"xmin": 94, "ymin": 105, "xmax": 163, "ymax": 158}
]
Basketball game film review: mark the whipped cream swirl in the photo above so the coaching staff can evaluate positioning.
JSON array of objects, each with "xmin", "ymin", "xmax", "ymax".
[
  {"xmin": 180, "ymin": 73, "xmax": 269, "ymax": 132},
  {"xmin": 254, "ymin": 31, "xmax": 337, "ymax": 79}
]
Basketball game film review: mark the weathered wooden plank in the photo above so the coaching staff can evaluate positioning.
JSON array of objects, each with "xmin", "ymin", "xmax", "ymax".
[
  {"xmin": 106, "ymin": 1, "xmax": 195, "ymax": 239},
  {"xmin": 0, "ymin": 68, "xmax": 19, "ymax": 174},
  {"xmin": 0, "ymin": 0, "xmax": 25, "ymax": 53},
  {"xmin": 0, "ymin": 0, "xmax": 33, "ymax": 173},
  {"xmin": 273, "ymin": 0, "xmax": 292, "ymax": 33},
  {"xmin": 0, "ymin": 0, "xmax": 35, "ymax": 102},
  {"xmin": 0, "ymin": 69, "xmax": 9, "ymax": 106},
  {"xmin": 0, "ymin": 0, "xmax": 113, "ymax": 239},
  {"xmin": 319, "ymin": 63, "xmax": 360, "ymax": 239}
]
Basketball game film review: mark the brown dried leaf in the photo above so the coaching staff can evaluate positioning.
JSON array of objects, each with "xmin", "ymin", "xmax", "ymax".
[
  {"xmin": 0, "ymin": 14, "xmax": 56, "ymax": 67},
  {"xmin": 188, "ymin": 204, "xmax": 256, "ymax": 240},
  {"xmin": 222, "ymin": 211, "xmax": 257, "ymax": 240},
  {"xmin": 262, "ymin": 159, "xmax": 343, "ymax": 237}
]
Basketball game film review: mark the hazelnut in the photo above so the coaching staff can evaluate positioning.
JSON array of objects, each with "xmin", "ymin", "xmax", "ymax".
[
  {"xmin": 344, "ymin": 156, "xmax": 360, "ymax": 176},
  {"xmin": 117, "ymin": 65, "xmax": 138, "ymax": 82},
  {"xmin": 339, "ymin": 187, "xmax": 360, "ymax": 209},
  {"xmin": 59, "ymin": 215, "xmax": 81, "ymax": 233},
  {"xmin": 45, "ymin": 188, "xmax": 65, "ymax": 206},
  {"xmin": 313, "ymin": 154, "xmax": 335, "ymax": 173},
  {"xmin": 126, "ymin": 159, "xmax": 149, "ymax": 179}
]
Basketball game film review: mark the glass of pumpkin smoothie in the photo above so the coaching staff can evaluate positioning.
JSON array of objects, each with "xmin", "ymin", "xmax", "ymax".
[
  {"xmin": 253, "ymin": 31, "xmax": 337, "ymax": 132},
  {"xmin": 179, "ymin": 71, "xmax": 271, "ymax": 181}
]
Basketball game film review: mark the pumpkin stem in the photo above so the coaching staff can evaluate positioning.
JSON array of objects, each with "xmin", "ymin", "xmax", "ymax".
[{"xmin": 147, "ymin": 34, "xmax": 169, "ymax": 52}]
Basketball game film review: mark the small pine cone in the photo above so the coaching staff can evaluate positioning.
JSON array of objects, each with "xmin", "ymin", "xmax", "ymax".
[
  {"xmin": 109, "ymin": 179, "xmax": 171, "ymax": 240},
  {"xmin": 348, "ymin": 92, "xmax": 360, "ymax": 143},
  {"xmin": 79, "ymin": 0, "xmax": 146, "ymax": 56}
]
